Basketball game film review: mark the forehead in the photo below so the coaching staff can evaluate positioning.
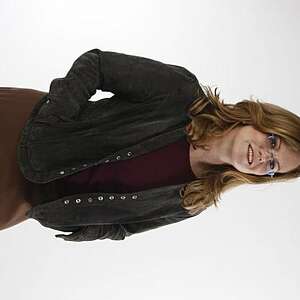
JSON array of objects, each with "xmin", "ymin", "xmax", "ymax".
[{"xmin": 277, "ymin": 139, "xmax": 300, "ymax": 173}]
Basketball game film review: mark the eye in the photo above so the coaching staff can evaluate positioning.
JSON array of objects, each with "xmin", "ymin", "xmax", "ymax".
[
  {"xmin": 267, "ymin": 133, "xmax": 278, "ymax": 149},
  {"xmin": 271, "ymin": 135, "xmax": 277, "ymax": 148}
]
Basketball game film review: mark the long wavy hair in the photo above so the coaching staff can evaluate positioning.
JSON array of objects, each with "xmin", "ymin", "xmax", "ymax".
[{"xmin": 180, "ymin": 84, "xmax": 300, "ymax": 216}]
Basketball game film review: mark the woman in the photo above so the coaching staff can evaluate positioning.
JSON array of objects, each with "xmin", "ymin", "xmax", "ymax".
[{"xmin": 1, "ymin": 48, "xmax": 300, "ymax": 241}]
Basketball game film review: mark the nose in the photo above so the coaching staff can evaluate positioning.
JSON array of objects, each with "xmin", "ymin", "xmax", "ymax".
[{"xmin": 258, "ymin": 148, "xmax": 276, "ymax": 162}]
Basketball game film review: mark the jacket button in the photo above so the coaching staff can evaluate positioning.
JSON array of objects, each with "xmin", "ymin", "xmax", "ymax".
[
  {"xmin": 83, "ymin": 164, "xmax": 87, "ymax": 167},
  {"xmin": 127, "ymin": 152, "xmax": 132, "ymax": 156},
  {"xmin": 109, "ymin": 195, "xmax": 114, "ymax": 200},
  {"xmin": 87, "ymin": 197, "xmax": 93, "ymax": 203},
  {"xmin": 131, "ymin": 195, "xmax": 138, "ymax": 199},
  {"xmin": 116, "ymin": 155, "xmax": 121, "ymax": 160},
  {"xmin": 64, "ymin": 200, "xmax": 70, "ymax": 205},
  {"xmin": 59, "ymin": 171, "xmax": 65, "ymax": 175},
  {"xmin": 120, "ymin": 195, "xmax": 126, "ymax": 199},
  {"xmin": 75, "ymin": 198, "xmax": 81, "ymax": 203},
  {"xmin": 98, "ymin": 196, "xmax": 104, "ymax": 201}
]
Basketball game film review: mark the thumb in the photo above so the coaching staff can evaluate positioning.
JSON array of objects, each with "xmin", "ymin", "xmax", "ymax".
[{"xmin": 55, "ymin": 234, "xmax": 67, "ymax": 240}]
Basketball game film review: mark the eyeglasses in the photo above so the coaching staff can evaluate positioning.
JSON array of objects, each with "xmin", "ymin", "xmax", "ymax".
[{"xmin": 266, "ymin": 133, "xmax": 279, "ymax": 177}]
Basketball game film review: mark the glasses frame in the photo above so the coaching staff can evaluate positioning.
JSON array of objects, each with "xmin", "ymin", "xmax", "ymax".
[{"xmin": 266, "ymin": 133, "xmax": 279, "ymax": 177}]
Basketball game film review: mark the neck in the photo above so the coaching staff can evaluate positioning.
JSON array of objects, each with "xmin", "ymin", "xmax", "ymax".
[{"xmin": 189, "ymin": 128, "xmax": 238, "ymax": 169}]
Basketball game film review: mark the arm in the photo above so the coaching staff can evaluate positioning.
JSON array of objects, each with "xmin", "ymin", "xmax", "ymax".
[
  {"xmin": 54, "ymin": 211, "xmax": 200, "ymax": 242},
  {"xmin": 46, "ymin": 48, "xmax": 199, "ymax": 121}
]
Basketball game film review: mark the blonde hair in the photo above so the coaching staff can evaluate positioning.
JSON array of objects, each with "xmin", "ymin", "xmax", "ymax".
[{"xmin": 180, "ymin": 84, "xmax": 300, "ymax": 216}]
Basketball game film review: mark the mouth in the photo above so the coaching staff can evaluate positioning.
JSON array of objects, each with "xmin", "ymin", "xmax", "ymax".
[{"xmin": 247, "ymin": 144, "xmax": 253, "ymax": 165}]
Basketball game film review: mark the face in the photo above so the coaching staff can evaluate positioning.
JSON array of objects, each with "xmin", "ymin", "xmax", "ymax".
[{"xmin": 230, "ymin": 125, "xmax": 300, "ymax": 176}]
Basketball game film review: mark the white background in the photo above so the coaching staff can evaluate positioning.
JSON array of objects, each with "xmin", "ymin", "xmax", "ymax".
[{"xmin": 0, "ymin": 0, "xmax": 299, "ymax": 299}]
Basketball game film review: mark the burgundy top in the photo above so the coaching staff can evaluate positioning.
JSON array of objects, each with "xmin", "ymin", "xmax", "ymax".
[{"xmin": 27, "ymin": 136, "xmax": 197, "ymax": 207}]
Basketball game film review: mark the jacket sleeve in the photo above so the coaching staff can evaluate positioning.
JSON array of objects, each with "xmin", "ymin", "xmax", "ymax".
[
  {"xmin": 46, "ymin": 48, "xmax": 198, "ymax": 121},
  {"xmin": 54, "ymin": 212, "xmax": 198, "ymax": 242}
]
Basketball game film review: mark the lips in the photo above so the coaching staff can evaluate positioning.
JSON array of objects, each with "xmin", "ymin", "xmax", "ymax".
[{"xmin": 247, "ymin": 144, "xmax": 254, "ymax": 165}]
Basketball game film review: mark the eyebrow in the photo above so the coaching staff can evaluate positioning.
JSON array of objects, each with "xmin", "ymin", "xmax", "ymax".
[{"xmin": 276, "ymin": 135, "xmax": 281, "ymax": 172}]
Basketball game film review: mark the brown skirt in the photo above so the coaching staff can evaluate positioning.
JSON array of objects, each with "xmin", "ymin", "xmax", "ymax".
[{"xmin": 0, "ymin": 87, "xmax": 49, "ymax": 216}]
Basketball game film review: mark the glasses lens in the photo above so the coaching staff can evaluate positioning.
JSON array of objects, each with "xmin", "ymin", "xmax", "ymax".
[{"xmin": 267, "ymin": 160, "xmax": 275, "ymax": 174}]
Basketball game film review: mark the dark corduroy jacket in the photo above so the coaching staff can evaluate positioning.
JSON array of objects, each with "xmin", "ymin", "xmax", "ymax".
[{"xmin": 17, "ymin": 48, "xmax": 207, "ymax": 242}]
